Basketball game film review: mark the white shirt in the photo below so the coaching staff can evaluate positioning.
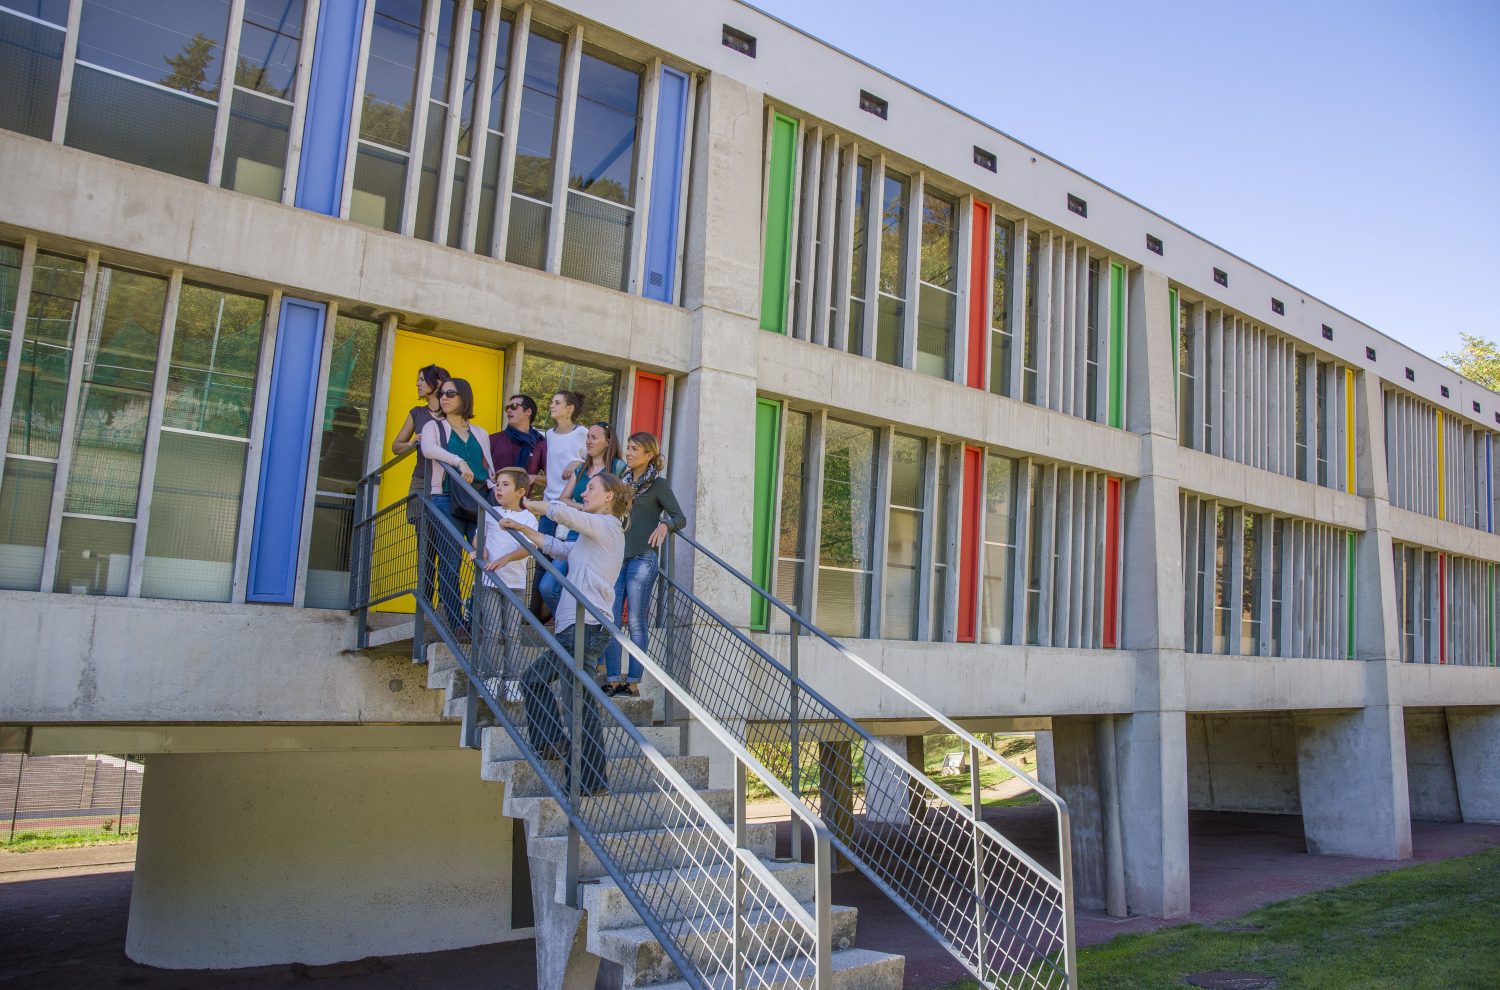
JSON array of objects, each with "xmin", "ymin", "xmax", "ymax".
[
  {"xmin": 543, "ymin": 426, "xmax": 588, "ymax": 502},
  {"xmin": 482, "ymin": 506, "xmax": 539, "ymax": 590}
]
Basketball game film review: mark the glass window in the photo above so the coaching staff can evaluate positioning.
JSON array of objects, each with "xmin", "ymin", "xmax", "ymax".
[
  {"xmin": 846, "ymin": 155, "xmax": 871, "ymax": 355},
  {"xmin": 0, "ymin": 6, "xmax": 65, "ymax": 140},
  {"xmin": 141, "ymin": 284, "xmax": 266, "ymax": 601},
  {"xmin": 304, "ymin": 316, "xmax": 380, "ymax": 608},
  {"xmin": 914, "ymin": 191, "xmax": 956, "ymax": 380},
  {"xmin": 415, "ymin": 0, "xmax": 462, "ymax": 243},
  {"xmin": 0, "ymin": 244, "xmax": 19, "ymax": 384},
  {"xmin": 519, "ymin": 351, "xmax": 619, "ymax": 431},
  {"xmin": 1023, "ymin": 462, "xmax": 1042, "ymax": 644},
  {"xmin": 882, "ymin": 433, "xmax": 924, "ymax": 639},
  {"xmin": 1023, "ymin": 233, "xmax": 1039, "ymax": 403},
  {"xmin": 506, "ymin": 27, "xmax": 564, "ymax": 269},
  {"xmin": 1212, "ymin": 506, "xmax": 1229, "ymax": 653},
  {"xmin": 817, "ymin": 419, "xmax": 876, "ymax": 638},
  {"xmin": 66, "ymin": 0, "xmax": 231, "ymax": 181},
  {"xmin": 981, "ymin": 453, "xmax": 1016, "ymax": 644},
  {"xmin": 54, "ymin": 267, "xmax": 169, "ymax": 596},
  {"xmin": 929, "ymin": 443, "xmax": 950, "ymax": 641},
  {"xmin": 1178, "ymin": 299, "xmax": 1195, "ymax": 447},
  {"xmin": 475, "ymin": 11, "xmax": 513, "ymax": 256},
  {"xmin": 875, "ymin": 169, "xmax": 908, "ymax": 367},
  {"xmin": 1241, "ymin": 512, "xmax": 1260, "ymax": 655},
  {"xmin": 351, "ymin": 0, "xmax": 422, "ymax": 231},
  {"xmin": 1315, "ymin": 360, "xmax": 1330, "ymax": 487},
  {"xmin": 988, "ymin": 216, "xmax": 1013, "ymax": 397},
  {"xmin": 1086, "ymin": 258, "xmax": 1100, "ymax": 422},
  {"xmin": 223, "ymin": 0, "xmax": 306, "ymax": 201},
  {"xmin": 1270, "ymin": 517, "xmax": 1284, "ymax": 656},
  {"xmin": 1294, "ymin": 353, "xmax": 1308, "ymax": 481},
  {"xmin": 774, "ymin": 409, "xmax": 810, "ymax": 628}
]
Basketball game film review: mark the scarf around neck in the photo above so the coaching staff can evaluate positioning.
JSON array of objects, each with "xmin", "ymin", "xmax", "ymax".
[
  {"xmin": 623, "ymin": 463, "xmax": 658, "ymax": 499},
  {"xmin": 502, "ymin": 425, "xmax": 543, "ymax": 467}
]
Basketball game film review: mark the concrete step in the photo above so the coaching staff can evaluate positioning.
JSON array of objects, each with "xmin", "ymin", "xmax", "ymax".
[
  {"xmin": 483, "ymin": 754, "xmax": 710, "ymax": 798},
  {"xmin": 641, "ymin": 947, "xmax": 904, "ymax": 990},
  {"xmin": 505, "ymin": 788, "xmax": 735, "ymax": 839},
  {"xmin": 452, "ymin": 692, "xmax": 655, "ymax": 727},
  {"xmin": 527, "ymin": 821, "xmax": 777, "ymax": 880},
  {"xmin": 483, "ymin": 724, "xmax": 682, "ymax": 762},
  {"xmin": 581, "ymin": 858, "xmax": 816, "ymax": 930},
  {"xmin": 592, "ymin": 901, "xmax": 859, "ymax": 986}
]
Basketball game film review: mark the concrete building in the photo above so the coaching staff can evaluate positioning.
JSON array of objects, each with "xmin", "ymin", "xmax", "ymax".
[{"xmin": 2, "ymin": 0, "xmax": 1498, "ymax": 984}]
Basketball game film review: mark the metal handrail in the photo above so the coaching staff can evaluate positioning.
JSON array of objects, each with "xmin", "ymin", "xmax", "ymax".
[
  {"xmin": 669, "ymin": 529, "xmax": 1079, "ymax": 989},
  {"xmin": 351, "ymin": 457, "xmax": 838, "ymax": 988}
]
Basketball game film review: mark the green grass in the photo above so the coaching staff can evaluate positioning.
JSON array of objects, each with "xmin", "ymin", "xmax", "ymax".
[
  {"xmin": 1, "ymin": 825, "xmax": 138, "ymax": 854},
  {"xmin": 937, "ymin": 846, "xmax": 1500, "ymax": 990}
]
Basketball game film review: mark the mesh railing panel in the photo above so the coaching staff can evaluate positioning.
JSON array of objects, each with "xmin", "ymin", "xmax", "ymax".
[
  {"xmin": 350, "ymin": 477, "xmax": 822, "ymax": 989},
  {"xmin": 649, "ymin": 570, "xmax": 1071, "ymax": 990}
]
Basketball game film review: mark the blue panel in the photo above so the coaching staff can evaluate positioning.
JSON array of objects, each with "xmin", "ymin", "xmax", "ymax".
[
  {"xmin": 642, "ymin": 67, "xmax": 689, "ymax": 303},
  {"xmin": 248, "ymin": 298, "xmax": 327, "ymax": 602},
  {"xmin": 294, "ymin": 0, "xmax": 365, "ymax": 215}
]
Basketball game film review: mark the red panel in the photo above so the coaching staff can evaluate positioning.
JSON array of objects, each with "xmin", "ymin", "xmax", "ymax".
[
  {"xmin": 630, "ymin": 371, "xmax": 667, "ymax": 439},
  {"xmin": 1439, "ymin": 553, "xmax": 1447, "ymax": 664},
  {"xmin": 966, "ymin": 201, "xmax": 990, "ymax": 390},
  {"xmin": 1103, "ymin": 477, "xmax": 1122, "ymax": 649},
  {"xmin": 957, "ymin": 446, "xmax": 983, "ymax": 643}
]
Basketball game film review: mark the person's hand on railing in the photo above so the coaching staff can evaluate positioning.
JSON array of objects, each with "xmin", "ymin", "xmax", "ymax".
[
  {"xmin": 499, "ymin": 516, "xmax": 543, "ymax": 547},
  {"xmin": 457, "ymin": 461, "xmax": 475, "ymax": 484},
  {"xmin": 648, "ymin": 522, "xmax": 669, "ymax": 549}
]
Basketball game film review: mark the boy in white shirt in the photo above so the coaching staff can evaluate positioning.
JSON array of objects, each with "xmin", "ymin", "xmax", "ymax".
[{"xmin": 479, "ymin": 467, "xmax": 538, "ymax": 701}]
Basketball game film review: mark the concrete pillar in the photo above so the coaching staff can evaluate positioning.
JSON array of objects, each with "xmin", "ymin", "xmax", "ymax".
[
  {"xmin": 1034, "ymin": 728, "xmax": 1057, "ymax": 791},
  {"xmin": 126, "ymin": 748, "xmax": 518, "ymax": 968},
  {"xmin": 1048, "ymin": 717, "xmax": 1104, "ymax": 912},
  {"xmin": 1403, "ymin": 708, "xmax": 1461, "ymax": 821},
  {"xmin": 1114, "ymin": 710, "xmax": 1191, "ymax": 918},
  {"xmin": 1447, "ymin": 706, "xmax": 1500, "ymax": 823},
  {"xmin": 1294, "ymin": 705, "xmax": 1412, "ymax": 859},
  {"xmin": 818, "ymin": 740, "xmax": 856, "ymax": 872},
  {"xmin": 863, "ymin": 734, "xmax": 925, "ymax": 825}
]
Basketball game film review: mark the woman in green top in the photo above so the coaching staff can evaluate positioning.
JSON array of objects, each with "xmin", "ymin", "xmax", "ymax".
[
  {"xmin": 418, "ymin": 378, "xmax": 496, "ymax": 632},
  {"xmin": 603, "ymin": 432, "xmax": 686, "ymax": 696}
]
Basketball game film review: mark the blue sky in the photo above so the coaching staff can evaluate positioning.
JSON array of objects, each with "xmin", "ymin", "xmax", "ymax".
[{"xmin": 748, "ymin": 0, "xmax": 1500, "ymax": 366}]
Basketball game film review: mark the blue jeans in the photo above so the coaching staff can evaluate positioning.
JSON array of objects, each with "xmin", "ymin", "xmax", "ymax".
[
  {"xmin": 522, "ymin": 623, "xmax": 610, "ymax": 793},
  {"xmin": 429, "ymin": 494, "xmax": 477, "ymax": 631},
  {"xmin": 604, "ymin": 553, "xmax": 658, "ymax": 683},
  {"xmin": 538, "ymin": 529, "xmax": 580, "ymax": 614}
]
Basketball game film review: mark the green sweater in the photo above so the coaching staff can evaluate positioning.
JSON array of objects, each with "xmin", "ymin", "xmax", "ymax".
[{"xmin": 623, "ymin": 476, "xmax": 686, "ymax": 559}]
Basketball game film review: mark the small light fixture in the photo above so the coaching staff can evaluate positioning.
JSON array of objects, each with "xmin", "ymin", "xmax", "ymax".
[
  {"xmin": 721, "ymin": 24, "xmax": 756, "ymax": 57},
  {"xmin": 973, "ymin": 146, "xmax": 996, "ymax": 172},
  {"xmin": 1067, "ymin": 194, "xmax": 1087, "ymax": 218},
  {"xmin": 1146, "ymin": 234, "xmax": 1163, "ymax": 256},
  {"xmin": 858, "ymin": 90, "xmax": 888, "ymax": 119}
]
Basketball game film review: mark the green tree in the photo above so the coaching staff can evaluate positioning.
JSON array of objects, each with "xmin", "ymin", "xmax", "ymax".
[
  {"xmin": 161, "ymin": 32, "xmax": 220, "ymax": 99},
  {"xmin": 1441, "ymin": 332, "xmax": 1500, "ymax": 392}
]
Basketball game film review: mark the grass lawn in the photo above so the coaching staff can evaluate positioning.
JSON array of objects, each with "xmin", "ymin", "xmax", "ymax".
[
  {"xmin": 1, "ymin": 826, "xmax": 138, "ymax": 854},
  {"xmin": 938, "ymin": 845, "xmax": 1500, "ymax": 990}
]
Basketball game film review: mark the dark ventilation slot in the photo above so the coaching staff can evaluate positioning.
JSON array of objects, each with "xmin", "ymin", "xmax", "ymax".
[
  {"xmin": 1322, "ymin": 324, "xmax": 1334, "ymax": 341},
  {"xmin": 1213, "ymin": 268, "xmax": 1228, "ymax": 287},
  {"xmin": 1146, "ymin": 234, "xmax": 1163, "ymax": 255},
  {"xmin": 1271, "ymin": 298, "xmax": 1285, "ymax": 315},
  {"xmin": 1067, "ymin": 194, "xmax": 1087, "ymax": 218},
  {"xmin": 1441, "ymin": 385, "xmax": 1451, "ymax": 398},
  {"xmin": 722, "ymin": 24, "xmax": 756, "ymax": 57},
  {"xmin": 1365, "ymin": 346, "xmax": 1377, "ymax": 361},
  {"xmin": 1405, "ymin": 368, "xmax": 1415, "ymax": 382},
  {"xmin": 858, "ymin": 90, "xmax": 888, "ymax": 119},
  {"xmin": 973, "ymin": 146, "xmax": 997, "ymax": 172},
  {"xmin": 1474, "ymin": 401, "xmax": 1482, "ymax": 414}
]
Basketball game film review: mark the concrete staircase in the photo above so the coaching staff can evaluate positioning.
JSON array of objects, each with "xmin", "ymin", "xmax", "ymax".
[{"xmin": 421, "ymin": 643, "xmax": 905, "ymax": 989}]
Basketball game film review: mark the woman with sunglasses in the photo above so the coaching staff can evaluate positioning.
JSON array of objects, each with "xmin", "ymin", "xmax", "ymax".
[
  {"xmin": 418, "ymin": 378, "xmax": 496, "ymax": 632},
  {"xmin": 390, "ymin": 363, "xmax": 450, "ymax": 522},
  {"xmin": 602, "ymin": 432, "xmax": 685, "ymax": 697},
  {"xmin": 539, "ymin": 422, "xmax": 625, "ymax": 615}
]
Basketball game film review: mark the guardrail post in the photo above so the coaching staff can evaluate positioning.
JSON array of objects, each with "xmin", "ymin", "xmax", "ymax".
[
  {"xmin": 661, "ymin": 537, "xmax": 675, "ymax": 729},
  {"xmin": 813, "ymin": 829, "xmax": 832, "ymax": 990},
  {"xmin": 789, "ymin": 616, "xmax": 802, "ymax": 864},
  {"xmin": 412, "ymin": 498, "xmax": 428, "ymax": 664},
  {"xmin": 969, "ymin": 742, "xmax": 988, "ymax": 982},
  {"xmin": 733, "ymin": 759, "xmax": 748, "ymax": 990},
  {"xmin": 353, "ymin": 476, "xmax": 370, "ymax": 648},
  {"xmin": 565, "ymin": 600, "xmax": 585, "ymax": 909}
]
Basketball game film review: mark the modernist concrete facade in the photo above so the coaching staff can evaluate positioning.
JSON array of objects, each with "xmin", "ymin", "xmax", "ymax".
[{"xmin": 2, "ymin": 0, "xmax": 1499, "ymax": 973}]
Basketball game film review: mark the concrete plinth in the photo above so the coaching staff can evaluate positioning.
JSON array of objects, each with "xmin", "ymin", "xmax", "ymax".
[
  {"xmin": 1447, "ymin": 706, "xmax": 1500, "ymax": 823},
  {"xmin": 126, "ymin": 748, "xmax": 518, "ymax": 968},
  {"xmin": 1294, "ymin": 706, "xmax": 1412, "ymax": 859}
]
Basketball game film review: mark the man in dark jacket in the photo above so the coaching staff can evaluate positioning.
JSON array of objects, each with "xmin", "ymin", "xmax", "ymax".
[{"xmin": 490, "ymin": 393, "xmax": 547, "ymax": 494}]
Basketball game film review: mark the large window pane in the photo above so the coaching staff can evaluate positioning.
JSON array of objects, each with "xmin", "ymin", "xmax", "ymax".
[
  {"xmin": 511, "ymin": 28, "xmax": 562, "ymax": 201},
  {"xmin": 0, "ymin": 458, "xmax": 54, "ymax": 590},
  {"xmin": 774, "ymin": 409, "xmax": 810, "ymax": 626},
  {"xmin": 77, "ymin": 0, "xmax": 230, "ymax": 95},
  {"xmin": 518, "ymin": 352, "xmax": 618, "ymax": 429},
  {"xmin": 414, "ymin": 104, "xmax": 446, "ymax": 239},
  {"xmin": 846, "ymin": 156, "xmax": 871, "ymax": 355},
  {"xmin": 222, "ymin": 89, "xmax": 292, "ymax": 201},
  {"xmin": 163, "ymin": 285, "xmax": 265, "ymax": 437},
  {"xmin": 875, "ymin": 170, "xmax": 908, "ymax": 367},
  {"xmin": 560, "ymin": 193, "xmax": 631, "ymax": 291},
  {"xmin": 567, "ymin": 51, "xmax": 639, "ymax": 205},
  {"xmin": 882, "ymin": 434, "xmax": 924, "ymax": 640},
  {"xmin": 9, "ymin": 253, "xmax": 85, "ymax": 460},
  {"xmin": 989, "ymin": 216, "xmax": 1013, "ymax": 396},
  {"xmin": 915, "ymin": 283, "xmax": 955, "ymax": 380},
  {"xmin": 351, "ymin": 143, "xmax": 408, "ymax": 231},
  {"xmin": 53, "ymin": 516, "xmax": 132, "ymax": 595},
  {"xmin": 305, "ymin": 316, "xmax": 380, "ymax": 609},
  {"xmin": 818, "ymin": 420, "xmax": 876, "ymax": 638},
  {"xmin": 981, "ymin": 454, "xmax": 1016, "ymax": 644},
  {"xmin": 0, "ymin": 244, "xmax": 20, "ymax": 382},
  {"xmin": 505, "ymin": 195, "xmax": 550, "ymax": 270},
  {"xmin": 63, "ymin": 267, "xmax": 168, "ymax": 519},
  {"xmin": 929, "ymin": 446, "xmax": 949, "ymax": 641},
  {"xmin": 0, "ymin": 10, "xmax": 64, "ymax": 140},
  {"xmin": 66, "ymin": 63, "xmax": 217, "ymax": 181},
  {"xmin": 235, "ymin": 0, "xmax": 305, "ymax": 99},
  {"xmin": 359, "ymin": 0, "xmax": 421, "ymax": 150}
]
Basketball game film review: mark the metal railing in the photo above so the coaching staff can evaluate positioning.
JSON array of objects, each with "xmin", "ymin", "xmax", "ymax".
[
  {"xmin": 349, "ymin": 451, "xmax": 838, "ymax": 990},
  {"xmin": 654, "ymin": 532, "xmax": 1078, "ymax": 990}
]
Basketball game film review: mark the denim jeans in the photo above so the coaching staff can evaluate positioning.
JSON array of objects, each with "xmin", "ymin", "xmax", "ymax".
[
  {"xmin": 522, "ymin": 623, "xmax": 610, "ymax": 793},
  {"xmin": 604, "ymin": 552, "xmax": 658, "ymax": 683},
  {"xmin": 428, "ymin": 494, "xmax": 477, "ymax": 631}
]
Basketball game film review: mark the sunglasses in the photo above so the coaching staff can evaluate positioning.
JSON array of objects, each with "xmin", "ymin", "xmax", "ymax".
[
  {"xmin": 438, "ymin": 389, "xmax": 460, "ymax": 398},
  {"xmin": 505, "ymin": 402, "xmax": 525, "ymax": 411}
]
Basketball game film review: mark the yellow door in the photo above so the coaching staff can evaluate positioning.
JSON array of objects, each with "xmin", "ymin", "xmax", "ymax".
[{"xmin": 375, "ymin": 331, "xmax": 505, "ymax": 612}]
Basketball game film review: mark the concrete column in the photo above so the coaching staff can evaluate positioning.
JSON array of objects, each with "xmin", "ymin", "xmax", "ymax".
[
  {"xmin": 1447, "ymin": 706, "xmax": 1500, "ymax": 823},
  {"xmin": 1114, "ymin": 710, "xmax": 1191, "ymax": 918},
  {"xmin": 818, "ymin": 740, "xmax": 856, "ymax": 872},
  {"xmin": 126, "ymin": 748, "xmax": 518, "ymax": 968},
  {"xmin": 1294, "ymin": 705, "xmax": 1412, "ymax": 859},
  {"xmin": 1354, "ymin": 369, "xmax": 1403, "ymax": 662},
  {"xmin": 863, "ymin": 734, "xmax": 924, "ymax": 825},
  {"xmin": 1034, "ymin": 728, "xmax": 1057, "ymax": 791},
  {"xmin": 1048, "ymin": 717, "xmax": 1104, "ymax": 912},
  {"xmin": 1403, "ymin": 708, "xmax": 1461, "ymax": 821}
]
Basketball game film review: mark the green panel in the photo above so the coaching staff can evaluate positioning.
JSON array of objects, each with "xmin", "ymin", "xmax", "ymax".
[
  {"xmin": 1346, "ymin": 531, "xmax": 1356, "ymax": 659},
  {"xmin": 1168, "ymin": 287, "xmax": 1179, "ymax": 407},
  {"xmin": 1108, "ymin": 263, "xmax": 1125, "ymax": 428},
  {"xmin": 759, "ymin": 114, "xmax": 798, "ymax": 334},
  {"xmin": 751, "ymin": 398, "xmax": 782, "ymax": 630}
]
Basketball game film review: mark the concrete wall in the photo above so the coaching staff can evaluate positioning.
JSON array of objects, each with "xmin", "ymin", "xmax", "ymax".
[
  {"xmin": 1186, "ymin": 714, "xmax": 1301, "ymax": 815},
  {"xmin": 1404, "ymin": 708, "xmax": 1462, "ymax": 822},
  {"xmin": 125, "ymin": 748, "xmax": 519, "ymax": 968}
]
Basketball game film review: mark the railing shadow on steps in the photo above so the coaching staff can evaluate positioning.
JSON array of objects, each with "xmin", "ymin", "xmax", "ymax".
[
  {"xmin": 653, "ymin": 531, "xmax": 1079, "ymax": 990},
  {"xmin": 348, "ymin": 450, "xmax": 842, "ymax": 990}
]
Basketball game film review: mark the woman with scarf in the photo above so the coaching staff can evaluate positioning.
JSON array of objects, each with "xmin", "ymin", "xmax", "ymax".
[{"xmin": 602, "ymin": 432, "xmax": 685, "ymax": 697}]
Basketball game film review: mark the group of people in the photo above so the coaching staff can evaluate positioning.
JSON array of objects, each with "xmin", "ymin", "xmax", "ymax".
[{"xmin": 391, "ymin": 364, "xmax": 686, "ymax": 795}]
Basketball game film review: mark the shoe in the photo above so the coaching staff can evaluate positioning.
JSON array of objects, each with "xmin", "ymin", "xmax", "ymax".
[
  {"xmin": 536, "ymin": 742, "xmax": 568, "ymax": 762},
  {"xmin": 580, "ymin": 784, "xmax": 609, "ymax": 797},
  {"xmin": 503, "ymin": 680, "xmax": 523, "ymax": 703}
]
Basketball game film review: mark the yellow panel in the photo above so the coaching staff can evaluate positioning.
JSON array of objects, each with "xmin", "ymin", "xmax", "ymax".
[{"xmin": 374, "ymin": 331, "xmax": 505, "ymax": 613}]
